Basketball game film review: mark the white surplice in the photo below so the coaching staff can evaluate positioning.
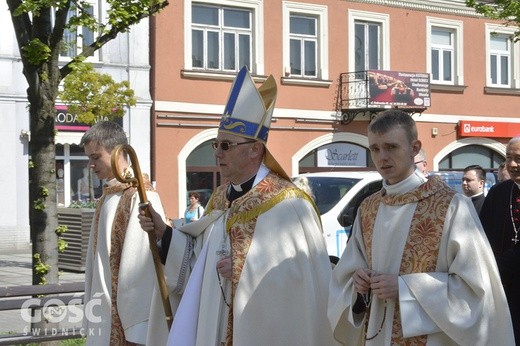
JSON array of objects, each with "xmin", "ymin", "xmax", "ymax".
[
  {"xmin": 328, "ymin": 171, "xmax": 514, "ymax": 345},
  {"xmin": 83, "ymin": 182, "xmax": 166, "ymax": 345}
]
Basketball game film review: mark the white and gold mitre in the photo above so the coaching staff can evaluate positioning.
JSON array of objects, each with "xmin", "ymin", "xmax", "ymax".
[{"xmin": 218, "ymin": 66, "xmax": 277, "ymax": 144}]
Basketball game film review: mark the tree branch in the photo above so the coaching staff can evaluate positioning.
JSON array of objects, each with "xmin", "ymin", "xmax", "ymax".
[{"xmin": 60, "ymin": 0, "xmax": 169, "ymax": 78}]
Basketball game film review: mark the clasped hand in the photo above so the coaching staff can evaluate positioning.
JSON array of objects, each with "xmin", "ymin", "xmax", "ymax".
[
  {"xmin": 353, "ymin": 268, "xmax": 398, "ymax": 300},
  {"xmin": 137, "ymin": 203, "xmax": 167, "ymax": 239},
  {"xmin": 216, "ymin": 256, "xmax": 232, "ymax": 280}
]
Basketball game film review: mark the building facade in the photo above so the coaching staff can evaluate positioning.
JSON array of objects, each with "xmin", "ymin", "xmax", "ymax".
[
  {"xmin": 0, "ymin": 1, "xmax": 153, "ymax": 250},
  {"xmin": 151, "ymin": 0, "xmax": 519, "ymax": 219}
]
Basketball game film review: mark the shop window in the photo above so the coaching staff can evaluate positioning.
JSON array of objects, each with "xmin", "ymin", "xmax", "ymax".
[
  {"xmin": 186, "ymin": 140, "xmax": 219, "ymax": 207},
  {"xmin": 56, "ymin": 143, "xmax": 102, "ymax": 207},
  {"xmin": 438, "ymin": 145, "xmax": 504, "ymax": 170}
]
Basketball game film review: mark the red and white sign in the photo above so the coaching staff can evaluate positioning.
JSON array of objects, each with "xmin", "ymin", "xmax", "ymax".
[{"xmin": 458, "ymin": 121, "xmax": 520, "ymax": 138}]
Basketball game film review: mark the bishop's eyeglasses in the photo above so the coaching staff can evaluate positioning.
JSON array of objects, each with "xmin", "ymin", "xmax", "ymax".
[{"xmin": 212, "ymin": 140, "xmax": 256, "ymax": 151}]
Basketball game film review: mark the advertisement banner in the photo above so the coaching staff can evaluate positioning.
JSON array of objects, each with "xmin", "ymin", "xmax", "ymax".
[{"xmin": 368, "ymin": 70, "xmax": 431, "ymax": 108}]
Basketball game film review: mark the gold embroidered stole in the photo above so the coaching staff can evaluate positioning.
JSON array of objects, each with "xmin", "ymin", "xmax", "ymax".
[
  {"xmin": 359, "ymin": 176, "xmax": 455, "ymax": 345},
  {"xmin": 91, "ymin": 182, "xmax": 152, "ymax": 345},
  {"xmin": 206, "ymin": 173, "xmax": 313, "ymax": 346}
]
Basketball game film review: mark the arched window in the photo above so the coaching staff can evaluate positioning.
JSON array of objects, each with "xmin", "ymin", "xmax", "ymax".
[
  {"xmin": 185, "ymin": 140, "xmax": 219, "ymax": 207},
  {"xmin": 438, "ymin": 145, "xmax": 504, "ymax": 170}
]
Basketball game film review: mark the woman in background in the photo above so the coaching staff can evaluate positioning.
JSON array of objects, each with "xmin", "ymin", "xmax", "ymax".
[{"xmin": 184, "ymin": 191, "xmax": 204, "ymax": 223}]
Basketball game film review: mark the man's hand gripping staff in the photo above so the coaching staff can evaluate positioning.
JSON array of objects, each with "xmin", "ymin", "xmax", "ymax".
[{"xmin": 111, "ymin": 144, "xmax": 173, "ymax": 330}]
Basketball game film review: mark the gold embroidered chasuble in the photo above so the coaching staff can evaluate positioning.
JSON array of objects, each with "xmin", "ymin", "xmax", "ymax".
[
  {"xmin": 359, "ymin": 176, "xmax": 454, "ymax": 345},
  {"xmin": 90, "ymin": 182, "xmax": 154, "ymax": 345},
  {"xmin": 205, "ymin": 172, "xmax": 315, "ymax": 345}
]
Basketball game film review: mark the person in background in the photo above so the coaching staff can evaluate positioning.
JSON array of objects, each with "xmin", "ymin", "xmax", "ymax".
[
  {"xmin": 81, "ymin": 121, "xmax": 167, "ymax": 345},
  {"xmin": 480, "ymin": 136, "xmax": 520, "ymax": 344},
  {"xmin": 462, "ymin": 164, "xmax": 486, "ymax": 214},
  {"xmin": 414, "ymin": 148, "xmax": 428, "ymax": 177},
  {"xmin": 328, "ymin": 109, "xmax": 513, "ymax": 345},
  {"xmin": 498, "ymin": 162, "xmax": 511, "ymax": 183},
  {"xmin": 184, "ymin": 191, "xmax": 205, "ymax": 224},
  {"xmin": 139, "ymin": 67, "xmax": 337, "ymax": 346}
]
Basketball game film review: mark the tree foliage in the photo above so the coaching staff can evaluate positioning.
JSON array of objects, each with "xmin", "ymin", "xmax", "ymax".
[
  {"xmin": 59, "ymin": 61, "xmax": 137, "ymax": 125},
  {"xmin": 6, "ymin": 0, "xmax": 168, "ymax": 290},
  {"xmin": 466, "ymin": 0, "xmax": 520, "ymax": 39}
]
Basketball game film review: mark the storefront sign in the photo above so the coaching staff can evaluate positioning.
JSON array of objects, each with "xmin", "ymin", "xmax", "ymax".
[
  {"xmin": 55, "ymin": 105, "xmax": 121, "ymax": 131},
  {"xmin": 317, "ymin": 143, "xmax": 366, "ymax": 167},
  {"xmin": 458, "ymin": 121, "xmax": 520, "ymax": 138},
  {"xmin": 368, "ymin": 70, "xmax": 431, "ymax": 108}
]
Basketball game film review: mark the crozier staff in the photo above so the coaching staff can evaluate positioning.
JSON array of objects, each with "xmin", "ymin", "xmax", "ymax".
[{"xmin": 81, "ymin": 121, "xmax": 167, "ymax": 345}]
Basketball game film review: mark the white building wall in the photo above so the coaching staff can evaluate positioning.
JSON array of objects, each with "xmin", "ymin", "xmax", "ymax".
[{"xmin": 0, "ymin": 2, "xmax": 152, "ymax": 251}]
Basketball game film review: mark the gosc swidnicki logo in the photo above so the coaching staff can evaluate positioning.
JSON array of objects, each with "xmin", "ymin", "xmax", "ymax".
[
  {"xmin": 20, "ymin": 292, "xmax": 102, "ymax": 324},
  {"xmin": 463, "ymin": 123, "xmax": 471, "ymax": 133}
]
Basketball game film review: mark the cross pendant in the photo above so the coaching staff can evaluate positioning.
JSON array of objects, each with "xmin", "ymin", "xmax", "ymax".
[
  {"xmin": 216, "ymin": 244, "xmax": 229, "ymax": 258},
  {"xmin": 513, "ymin": 236, "xmax": 519, "ymax": 245}
]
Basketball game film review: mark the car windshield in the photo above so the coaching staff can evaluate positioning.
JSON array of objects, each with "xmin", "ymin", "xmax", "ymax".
[{"xmin": 296, "ymin": 177, "xmax": 361, "ymax": 215}]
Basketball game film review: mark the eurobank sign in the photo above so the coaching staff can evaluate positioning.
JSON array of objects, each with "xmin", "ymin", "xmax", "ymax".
[{"xmin": 458, "ymin": 121, "xmax": 520, "ymax": 138}]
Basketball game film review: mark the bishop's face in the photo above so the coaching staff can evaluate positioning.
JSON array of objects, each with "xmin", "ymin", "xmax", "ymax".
[
  {"xmin": 506, "ymin": 140, "xmax": 520, "ymax": 185},
  {"xmin": 213, "ymin": 133, "xmax": 258, "ymax": 184}
]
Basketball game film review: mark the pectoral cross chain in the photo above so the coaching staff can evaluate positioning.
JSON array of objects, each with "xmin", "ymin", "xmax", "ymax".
[{"xmin": 216, "ymin": 243, "xmax": 229, "ymax": 258}]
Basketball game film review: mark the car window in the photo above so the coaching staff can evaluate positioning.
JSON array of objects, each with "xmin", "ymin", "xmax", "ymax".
[
  {"xmin": 337, "ymin": 180, "xmax": 383, "ymax": 228},
  {"xmin": 303, "ymin": 177, "xmax": 361, "ymax": 215}
]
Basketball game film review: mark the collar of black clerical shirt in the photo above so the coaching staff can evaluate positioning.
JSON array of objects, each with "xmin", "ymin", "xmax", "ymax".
[{"xmin": 227, "ymin": 175, "xmax": 256, "ymax": 203}]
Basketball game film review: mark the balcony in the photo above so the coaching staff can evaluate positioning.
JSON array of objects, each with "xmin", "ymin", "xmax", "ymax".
[{"xmin": 337, "ymin": 70, "xmax": 430, "ymax": 124}]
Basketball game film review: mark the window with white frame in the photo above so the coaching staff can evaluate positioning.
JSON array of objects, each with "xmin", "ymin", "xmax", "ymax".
[
  {"xmin": 490, "ymin": 34, "xmax": 510, "ymax": 86},
  {"xmin": 290, "ymin": 14, "xmax": 317, "ymax": 77},
  {"xmin": 355, "ymin": 21, "xmax": 380, "ymax": 71},
  {"xmin": 282, "ymin": 2, "xmax": 328, "ymax": 81},
  {"xmin": 426, "ymin": 18, "xmax": 463, "ymax": 85},
  {"xmin": 486, "ymin": 24, "xmax": 520, "ymax": 89},
  {"xmin": 58, "ymin": 3, "xmax": 97, "ymax": 59},
  {"xmin": 348, "ymin": 10, "xmax": 389, "ymax": 73},
  {"xmin": 431, "ymin": 29, "xmax": 454, "ymax": 83},
  {"xmin": 191, "ymin": 4, "xmax": 252, "ymax": 72}
]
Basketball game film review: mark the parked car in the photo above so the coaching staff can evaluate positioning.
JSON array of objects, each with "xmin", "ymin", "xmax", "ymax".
[{"xmin": 292, "ymin": 171, "xmax": 383, "ymax": 257}]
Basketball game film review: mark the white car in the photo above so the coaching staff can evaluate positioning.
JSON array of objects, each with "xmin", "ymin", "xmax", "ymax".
[{"xmin": 292, "ymin": 171, "xmax": 383, "ymax": 258}]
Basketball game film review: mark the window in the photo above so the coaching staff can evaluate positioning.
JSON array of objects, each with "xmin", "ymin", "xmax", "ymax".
[
  {"xmin": 354, "ymin": 21, "xmax": 380, "ymax": 71},
  {"xmin": 191, "ymin": 4, "xmax": 252, "ymax": 72},
  {"xmin": 348, "ymin": 10, "xmax": 389, "ymax": 72},
  {"xmin": 490, "ymin": 34, "xmax": 511, "ymax": 86},
  {"xmin": 431, "ymin": 29, "xmax": 453, "ymax": 82},
  {"xmin": 58, "ymin": 4, "xmax": 97, "ymax": 59},
  {"xmin": 486, "ymin": 24, "xmax": 520, "ymax": 89},
  {"xmin": 290, "ymin": 14, "xmax": 317, "ymax": 77},
  {"xmin": 426, "ymin": 17, "xmax": 463, "ymax": 85},
  {"xmin": 282, "ymin": 2, "xmax": 328, "ymax": 82}
]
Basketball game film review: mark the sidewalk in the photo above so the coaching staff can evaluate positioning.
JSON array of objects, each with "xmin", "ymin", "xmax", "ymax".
[{"xmin": 0, "ymin": 247, "xmax": 84, "ymax": 334}]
